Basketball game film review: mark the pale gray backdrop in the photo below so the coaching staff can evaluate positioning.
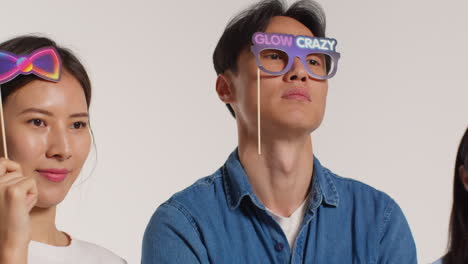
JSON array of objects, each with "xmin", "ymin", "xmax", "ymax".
[{"xmin": 0, "ymin": 0, "xmax": 467, "ymax": 263}]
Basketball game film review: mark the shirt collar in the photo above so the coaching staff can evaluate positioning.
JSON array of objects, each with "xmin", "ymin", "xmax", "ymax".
[{"xmin": 222, "ymin": 148, "xmax": 339, "ymax": 211}]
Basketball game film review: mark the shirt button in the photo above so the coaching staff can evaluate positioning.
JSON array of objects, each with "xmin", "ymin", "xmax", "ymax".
[{"xmin": 275, "ymin": 242, "xmax": 284, "ymax": 252}]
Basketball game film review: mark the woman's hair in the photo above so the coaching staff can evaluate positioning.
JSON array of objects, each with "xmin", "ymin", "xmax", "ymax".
[
  {"xmin": 445, "ymin": 127, "xmax": 468, "ymax": 263},
  {"xmin": 0, "ymin": 35, "xmax": 91, "ymax": 107}
]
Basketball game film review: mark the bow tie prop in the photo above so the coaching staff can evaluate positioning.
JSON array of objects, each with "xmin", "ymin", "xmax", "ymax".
[{"xmin": 0, "ymin": 47, "xmax": 62, "ymax": 158}]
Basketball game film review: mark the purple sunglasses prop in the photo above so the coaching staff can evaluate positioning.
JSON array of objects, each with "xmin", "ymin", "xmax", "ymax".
[{"xmin": 250, "ymin": 32, "xmax": 341, "ymax": 80}]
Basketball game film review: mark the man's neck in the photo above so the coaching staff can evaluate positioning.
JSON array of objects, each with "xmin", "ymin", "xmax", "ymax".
[
  {"xmin": 238, "ymin": 133, "xmax": 313, "ymax": 217},
  {"xmin": 30, "ymin": 206, "xmax": 69, "ymax": 246}
]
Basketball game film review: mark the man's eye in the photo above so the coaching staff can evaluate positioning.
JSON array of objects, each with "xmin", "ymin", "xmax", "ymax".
[
  {"xmin": 269, "ymin": 54, "xmax": 280, "ymax": 59},
  {"xmin": 308, "ymin": 59, "xmax": 320, "ymax": 66},
  {"xmin": 264, "ymin": 53, "xmax": 281, "ymax": 60},
  {"xmin": 28, "ymin": 119, "xmax": 46, "ymax": 127}
]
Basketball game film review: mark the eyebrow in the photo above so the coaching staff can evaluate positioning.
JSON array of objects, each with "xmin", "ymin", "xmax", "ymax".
[
  {"xmin": 18, "ymin": 108, "xmax": 89, "ymax": 118},
  {"xmin": 70, "ymin": 112, "xmax": 89, "ymax": 118}
]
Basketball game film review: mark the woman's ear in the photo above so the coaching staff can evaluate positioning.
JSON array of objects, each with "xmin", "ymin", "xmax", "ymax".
[{"xmin": 216, "ymin": 73, "xmax": 235, "ymax": 103}]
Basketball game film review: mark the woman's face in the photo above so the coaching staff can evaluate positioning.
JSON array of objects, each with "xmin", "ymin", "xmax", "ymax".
[{"xmin": 3, "ymin": 72, "xmax": 91, "ymax": 208}]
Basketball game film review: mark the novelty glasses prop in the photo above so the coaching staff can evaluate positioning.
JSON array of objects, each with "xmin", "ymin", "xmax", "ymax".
[
  {"xmin": 250, "ymin": 32, "xmax": 340, "ymax": 80},
  {"xmin": 250, "ymin": 32, "xmax": 341, "ymax": 154}
]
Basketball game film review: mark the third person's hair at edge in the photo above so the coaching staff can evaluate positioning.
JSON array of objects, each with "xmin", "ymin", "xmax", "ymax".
[{"xmin": 445, "ymin": 127, "xmax": 468, "ymax": 263}]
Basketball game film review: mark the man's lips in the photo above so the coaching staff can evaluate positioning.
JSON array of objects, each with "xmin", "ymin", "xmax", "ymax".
[
  {"xmin": 281, "ymin": 87, "xmax": 311, "ymax": 101},
  {"xmin": 36, "ymin": 168, "xmax": 70, "ymax": 183}
]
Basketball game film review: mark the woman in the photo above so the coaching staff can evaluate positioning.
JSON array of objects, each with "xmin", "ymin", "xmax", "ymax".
[
  {"xmin": 434, "ymin": 127, "xmax": 468, "ymax": 264},
  {"xmin": 0, "ymin": 36, "xmax": 126, "ymax": 263}
]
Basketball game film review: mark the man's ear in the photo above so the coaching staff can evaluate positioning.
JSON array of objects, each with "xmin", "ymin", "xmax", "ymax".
[
  {"xmin": 459, "ymin": 165, "xmax": 468, "ymax": 191},
  {"xmin": 216, "ymin": 73, "xmax": 235, "ymax": 103}
]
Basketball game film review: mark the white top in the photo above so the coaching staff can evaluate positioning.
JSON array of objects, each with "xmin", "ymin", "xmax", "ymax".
[
  {"xmin": 266, "ymin": 198, "xmax": 309, "ymax": 249},
  {"xmin": 28, "ymin": 237, "xmax": 126, "ymax": 264},
  {"xmin": 432, "ymin": 257, "xmax": 443, "ymax": 264}
]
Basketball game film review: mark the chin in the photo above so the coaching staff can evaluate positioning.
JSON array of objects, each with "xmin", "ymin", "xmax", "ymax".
[
  {"xmin": 269, "ymin": 101, "xmax": 322, "ymax": 124},
  {"xmin": 34, "ymin": 181, "xmax": 71, "ymax": 208},
  {"xmin": 35, "ymin": 191, "xmax": 67, "ymax": 208},
  {"xmin": 273, "ymin": 111, "xmax": 323, "ymax": 133}
]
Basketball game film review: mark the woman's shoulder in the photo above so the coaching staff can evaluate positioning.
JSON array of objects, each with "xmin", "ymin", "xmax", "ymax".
[
  {"xmin": 71, "ymin": 238, "xmax": 127, "ymax": 263},
  {"xmin": 28, "ymin": 237, "xmax": 127, "ymax": 264}
]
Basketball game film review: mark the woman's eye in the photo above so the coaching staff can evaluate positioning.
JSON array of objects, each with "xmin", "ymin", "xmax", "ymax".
[
  {"xmin": 28, "ymin": 119, "xmax": 46, "ymax": 127},
  {"xmin": 72, "ymin": 121, "xmax": 88, "ymax": 129}
]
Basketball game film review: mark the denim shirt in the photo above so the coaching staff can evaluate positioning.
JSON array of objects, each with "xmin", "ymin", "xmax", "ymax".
[{"xmin": 142, "ymin": 149, "xmax": 417, "ymax": 263}]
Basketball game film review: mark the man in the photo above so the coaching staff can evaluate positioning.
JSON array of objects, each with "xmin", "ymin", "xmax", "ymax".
[{"xmin": 142, "ymin": 0, "xmax": 417, "ymax": 263}]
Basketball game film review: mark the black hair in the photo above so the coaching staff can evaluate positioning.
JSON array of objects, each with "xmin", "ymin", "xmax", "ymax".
[
  {"xmin": 444, "ymin": 127, "xmax": 468, "ymax": 263},
  {"xmin": 212, "ymin": 0, "xmax": 327, "ymax": 118},
  {"xmin": 0, "ymin": 35, "xmax": 92, "ymax": 107}
]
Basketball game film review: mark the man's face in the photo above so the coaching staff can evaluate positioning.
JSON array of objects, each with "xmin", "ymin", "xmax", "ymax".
[{"xmin": 218, "ymin": 16, "xmax": 329, "ymax": 138}]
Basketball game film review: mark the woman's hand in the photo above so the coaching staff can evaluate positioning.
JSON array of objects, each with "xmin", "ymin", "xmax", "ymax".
[{"xmin": 0, "ymin": 158, "xmax": 38, "ymax": 263}]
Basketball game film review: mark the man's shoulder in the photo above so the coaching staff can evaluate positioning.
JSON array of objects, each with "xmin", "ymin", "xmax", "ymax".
[
  {"xmin": 320, "ymin": 165, "xmax": 395, "ymax": 208},
  {"xmin": 170, "ymin": 168, "xmax": 224, "ymax": 202},
  {"xmin": 155, "ymin": 168, "xmax": 227, "ymax": 218},
  {"xmin": 142, "ymin": 171, "xmax": 227, "ymax": 263},
  {"xmin": 320, "ymin": 165, "xmax": 411, "ymax": 240},
  {"xmin": 319, "ymin": 166, "xmax": 416, "ymax": 262}
]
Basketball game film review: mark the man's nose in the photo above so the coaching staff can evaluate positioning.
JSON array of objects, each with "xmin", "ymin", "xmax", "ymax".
[{"xmin": 284, "ymin": 57, "xmax": 307, "ymax": 82}]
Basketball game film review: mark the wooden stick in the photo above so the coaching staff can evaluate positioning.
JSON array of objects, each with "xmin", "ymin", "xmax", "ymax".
[
  {"xmin": 257, "ymin": 68, "xmax": 261, "ymax": 155},
  {"xmin": 0, "ymin": 85, "xmax": 8, "ymax": 159}
]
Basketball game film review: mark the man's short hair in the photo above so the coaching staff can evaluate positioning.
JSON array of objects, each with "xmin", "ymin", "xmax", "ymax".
[{"xmin": 212, "ymin": 0, "xmax": 327, "ymax": 118}]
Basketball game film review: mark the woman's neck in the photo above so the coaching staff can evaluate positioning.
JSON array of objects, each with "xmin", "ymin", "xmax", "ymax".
[{"xmin": 30, "ymin": 206, "xmax": 69, "ymax": 246}]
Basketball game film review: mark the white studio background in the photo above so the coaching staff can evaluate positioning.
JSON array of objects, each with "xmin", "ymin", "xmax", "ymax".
[{"xmin": 0, "ymin": 0, "xmax": 467, "ymax": 263}]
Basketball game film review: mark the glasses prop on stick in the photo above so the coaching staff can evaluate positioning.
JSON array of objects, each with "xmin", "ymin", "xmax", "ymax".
[{"xmin": 250, "ymin": 32, "xmax": 341, "ymax": 155}]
